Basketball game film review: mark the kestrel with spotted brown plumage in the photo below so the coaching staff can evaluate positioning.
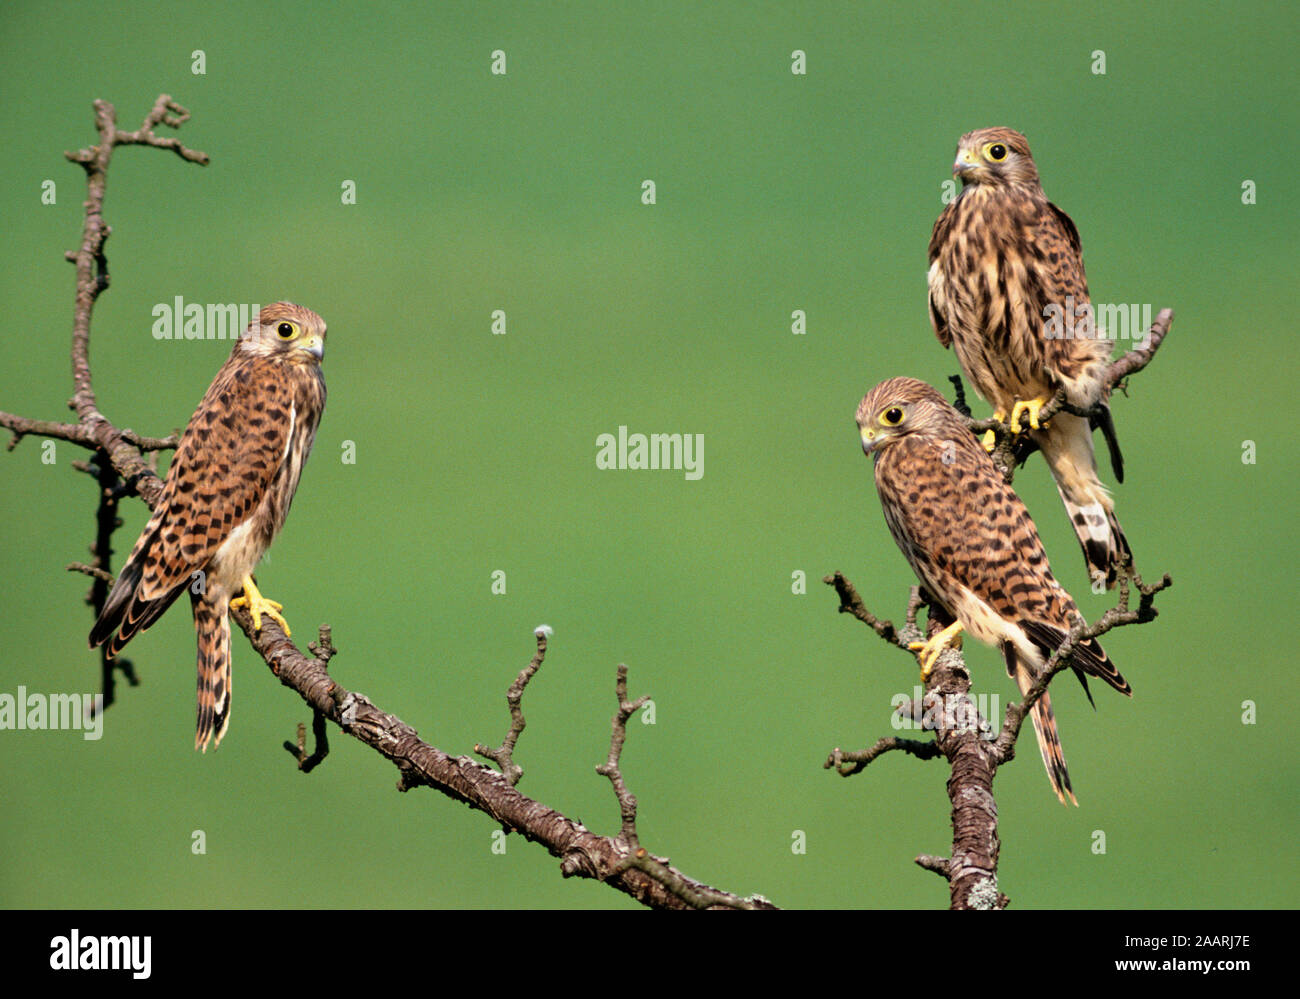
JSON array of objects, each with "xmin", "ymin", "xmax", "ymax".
[
  {"xmin": 89, "ymin": 302, "xmax": 327, "ymax": 751},
  {"xmin": 857, "ymin": 377, "xmax": 1129, "ymax": 804},
  {"xmin": 927, "ymin": 127, "xmax": 1130, "ymax": 590}
]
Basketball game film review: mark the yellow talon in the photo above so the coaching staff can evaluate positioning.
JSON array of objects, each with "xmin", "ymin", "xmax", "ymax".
[
  {"xmin": 230, "ymin": 576, "xmax": 291, "ymax": 636},
  {"xmin": 982, "ymin": 410, "xmax": 1006, "ymax": 452},
  {"xmin": 1009, "ymin": 396, "xmax": 1051, "ymax": 432},
  {"xmin": 908, "ymin": 621, "xmax": 964, "ymax": 681}
]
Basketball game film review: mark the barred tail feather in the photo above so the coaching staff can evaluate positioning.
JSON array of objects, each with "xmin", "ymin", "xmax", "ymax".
[
  {"xmin": 192, "ymin": 594, "xmax": 232, "ymax": 753},
  {"xmin": 1029, "ymin": 688, "xmax": 1075, "ymax": 807},
  {"xmin": 1012, "ymin": 656, "xmax": 1076, "ymax": 806},
  {"xmin": 1036, "ymin": 412, "xmax": 1131, "ymax": 590}
]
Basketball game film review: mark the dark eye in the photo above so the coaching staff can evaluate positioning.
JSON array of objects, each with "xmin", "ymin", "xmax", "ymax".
[
  {"xmin": 276, "ymin": 322, "xmax": 296, "ymax": 339},
  {"xmin": 882, "ymin": 407, "xmax": 904, "ymax": 426},
  {"xmin": 987, "ymin": 143, "xmax": 1007, "ymax": 161}
]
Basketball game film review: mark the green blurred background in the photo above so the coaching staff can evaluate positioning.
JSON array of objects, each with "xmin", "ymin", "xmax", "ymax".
[{"xmin": 1, "ymin": 1, "xmax": 1295, "ymax": 909}]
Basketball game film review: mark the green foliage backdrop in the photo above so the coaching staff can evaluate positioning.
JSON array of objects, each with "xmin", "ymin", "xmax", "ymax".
[{"xmin": 1, "ymin": 1, "xmax": 1295, "ymax": 908}]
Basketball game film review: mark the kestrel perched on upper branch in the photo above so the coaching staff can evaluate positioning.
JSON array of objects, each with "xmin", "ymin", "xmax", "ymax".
[
  {"xmin": 927, "ymin": 127, "xmax": 1130, "ymax": 589},
  {"xmin": 89, "ymin": 303, "xmax": 327, "ymax": 751},
  {"xmin": 857, "ymin": 377, "xmax": 1130, "ymax": 804}
]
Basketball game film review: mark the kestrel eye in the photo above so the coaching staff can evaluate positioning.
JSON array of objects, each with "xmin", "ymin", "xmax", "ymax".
[
  {"xmin": 276, "ymin": 322, "xmax": 296, "ymax": 340},
  {"xmin": 882, "ymin": 407, "xmax": 904, "ymax": 426},
  {"xmin": 987, "ymin": 143, "xmax": 1007, "ymax": 161}
]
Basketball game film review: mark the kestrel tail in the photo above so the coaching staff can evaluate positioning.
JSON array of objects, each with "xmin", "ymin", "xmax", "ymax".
[
  {"xmin": 857, "ymin": 377, "xmax": 1130, "ymax": 804},
  {"xmin": 89, "ymin": 302, "xmax": 327, "ymax": 751},
  {"xmin": 927, "ymin": 127, "xmax": 1130, "ymax": 589}
]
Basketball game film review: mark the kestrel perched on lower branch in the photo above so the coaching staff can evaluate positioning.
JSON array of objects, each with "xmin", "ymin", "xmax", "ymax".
[
  {"xmin": 927, "ymin": 127, "xmax": 1130, "ymax": 589},
  {"xmin": 89, "ymin": 302, "xmax": 327, "ymax": 751},
  {"xmin": 857, "ymin": 377, "xmax": 1129, "ymax": 805}
]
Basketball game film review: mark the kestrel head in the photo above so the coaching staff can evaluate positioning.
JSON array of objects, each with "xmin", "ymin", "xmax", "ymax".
[
  {"xmin": 951, "ymin": 127, "xmax": 1039, "ymax": 188},
  {"xmin": 236, "ymin": 302, "xmax": 326, "ymax": 364},
  {"xmin": 856, "ymin": 377, "xmax": 965, "ymax": 457}
]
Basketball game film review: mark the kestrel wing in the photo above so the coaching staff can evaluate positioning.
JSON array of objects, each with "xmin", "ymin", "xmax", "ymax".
[
  {"xmin": 1034, "ymin": 198, "xmax": 1094, "ymax": 348},
  {"xmin": 1032, "ymin": 199, "xmax": 1129, "ymax": 558},
  {"xmin": 1020, "ymin": 618, "xmax": 1131, "ymax": 698},
  {"xmin": 1050, "ymin": 195, "xmax": 1124, "ymax": 482},
  {"xmin": 927, "ymin": 202, "xmax": 957, "ymax": 348},
  {"xmin": 1046, "ymin": 200, "xmax": 1083, "ymax": 271},
  {"xmin": 945, "ymin": 451, "xmax": 1130, "ymax": 699},
  {"xmin": 928, "ymin": 198, "xmax": 958, "ymax": 263}
]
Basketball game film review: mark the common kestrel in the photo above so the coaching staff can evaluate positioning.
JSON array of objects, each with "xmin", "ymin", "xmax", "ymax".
[
  {"xmin": 89, "ymin": 302, "xmax": 327, "ymax": 751},
  {"xmin": 857, "ymin": 377, "xmax": 1129, "ymax": 804},
  {"xmin": 927, "ymin": 127, "xmax": 1130, "ymax": 589}
]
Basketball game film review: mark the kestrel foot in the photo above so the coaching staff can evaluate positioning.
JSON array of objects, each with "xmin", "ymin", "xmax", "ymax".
[
  {"xmin": 1009, "ymin": 396, "xmax": 1052, "ymax": 433},
  {"xmin": 982, "ymin": 410, "xmax": 1007, "ymax": 452},
  {"xmin": 231, "ymin": 576, "xmax": 291, "ymax": 636},
  {"xmin": 908, "ymin": 620, "xmax": 964, "ymax": 682}
]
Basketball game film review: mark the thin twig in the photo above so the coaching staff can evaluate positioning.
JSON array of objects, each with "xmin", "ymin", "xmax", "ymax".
[
  {"xmin": 825, "ymin": 736, "xmax": 942, "ymax": 776},
  {"xmin": 283, "ymin": 711, "xmax": 330, "ymax": 772},
  {"xmin": 475, "ymin": 626, "xmax": 551, "ymax": 785},
  {"xmin": 823, "ymin": 571, "xmax": 907, "ymax": 650}
]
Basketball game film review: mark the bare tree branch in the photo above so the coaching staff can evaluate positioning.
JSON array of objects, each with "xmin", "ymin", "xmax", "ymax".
[
  {"xmin": 58, "ymin": 95, "xmax": 206, "ymax": 503},
  {"xmin": 237, "ymin": 606, "xmax": 773, "ymax": 908},
  {"xmin": 0, "ymin": 413, "xmax": 178, "ymax": 453}
]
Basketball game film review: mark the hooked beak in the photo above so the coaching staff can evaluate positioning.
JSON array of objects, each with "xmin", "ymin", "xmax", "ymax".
[
  {"xmin": 860, "ymin": 427, "xmax": 879, "ymax": 455},
  {"xmin": 304, "ymin": 334, "xmax": 324, "ymax": 360},
  {"xmin": 953, "ymin": 147, "xmax": 979, "ymax": 178}
]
